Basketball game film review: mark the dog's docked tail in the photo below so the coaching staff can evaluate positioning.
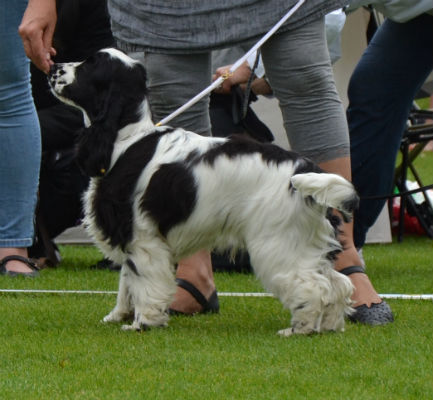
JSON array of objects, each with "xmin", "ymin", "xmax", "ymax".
[{"xmin": 290, "ymin": 172, "xmax": 359, "ymax": 221}]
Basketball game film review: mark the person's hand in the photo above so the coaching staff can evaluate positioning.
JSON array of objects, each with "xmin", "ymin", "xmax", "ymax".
[
  {"xmin": 250, "ymin": 77, "xmax": 273, "ymax": 96},
  {"xmin": 212, "ymin": 62, "xmax": 252, "ymax": 94},
  {"xmin": 18, "ymin": 0, "xmax": 57, "ymax": 74}
]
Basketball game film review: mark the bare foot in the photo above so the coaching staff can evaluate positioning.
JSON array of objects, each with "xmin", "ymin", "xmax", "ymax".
[
  {"xmin": 335, "ymin": 245, "xmax": 383, "ymax": 308},
  {"xmin": 0, "ymin": 248, "xmax": 35, "ymax": 274},
  {"xmin": 347, "ymin": 272, "xmax": 382, "ymax": 308},
  {"xmin": 170, "ymin": 250, "xmax": 216, "ymax": 314}
]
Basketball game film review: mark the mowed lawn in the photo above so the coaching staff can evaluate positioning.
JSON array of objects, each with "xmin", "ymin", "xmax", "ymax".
[{"xmin": 1, "ymin": 143, "xmax": 432, "ymax": 399}]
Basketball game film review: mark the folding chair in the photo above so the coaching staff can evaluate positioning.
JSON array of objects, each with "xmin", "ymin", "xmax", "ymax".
[{"xmin": 394, "ymin": 109, "xmax": 433, "ymax": 241}]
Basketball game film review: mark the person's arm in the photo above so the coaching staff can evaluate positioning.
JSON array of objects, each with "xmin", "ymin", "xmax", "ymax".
[{"xmin": 19, "ymin": 0, "xmax": 57, "ymax": 74}]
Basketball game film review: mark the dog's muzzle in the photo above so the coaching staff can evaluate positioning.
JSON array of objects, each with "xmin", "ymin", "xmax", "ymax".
[
  {"xmin": 48, "ymin": 64, "xmax": 65, "ymax": 93},
  {"xmin": 48, "ymin": 62, "xmax": 81, "ymax": 95}
]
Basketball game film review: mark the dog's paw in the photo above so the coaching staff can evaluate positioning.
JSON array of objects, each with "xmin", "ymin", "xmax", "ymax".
[
  {"xmin": 278, "ymin": 326, "xmax": 319, "ymax": 336},
  {"xmin": 121, "ymin": 320, "xmax": 168, "ymax": 332},
  {"xmin": 121, "ymin": 322, "xmax": 148, "ymax": 332},
  {"xmin": 102, "ymin": 309, "xmax": 132, "ymax": 323},
  {"xmin": 277, "ymin": 327, "xmax": 294, "ymax": 337},
  {"xmin": 102, "ymin": 314, "xmax": 114, "ymax": 323}
]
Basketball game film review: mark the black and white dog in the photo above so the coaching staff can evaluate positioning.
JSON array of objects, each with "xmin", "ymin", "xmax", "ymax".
[{"xmin": 49, "ymin": 48, "xmax": 358, "ymax": 336}]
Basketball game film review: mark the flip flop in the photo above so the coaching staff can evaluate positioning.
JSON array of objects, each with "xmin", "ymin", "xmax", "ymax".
[
  {"xmin": 0, "ymin": 255, "xmax": 40, "ymax": 277},
  {"xmin": 169, "ymin": 278, "xmax": 220, "ymax": 315}
]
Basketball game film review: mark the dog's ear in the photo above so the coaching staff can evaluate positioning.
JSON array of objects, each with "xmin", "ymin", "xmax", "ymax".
[
  {"xmin": 74, "ymin": 58, "xmax": 148, "ymax": 178},
  {"xmin": 75, "ymin": 86, "xmax": 123, "ymax": 177},
  {"xmin": 75, "ymin": 124, "xmax": 116, "ymax": 177}
]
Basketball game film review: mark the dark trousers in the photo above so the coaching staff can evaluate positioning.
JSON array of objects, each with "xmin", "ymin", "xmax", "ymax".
[
  {"xmin": 348, "ymin": 14, "xmax": 433, "ymax": 248},
  {"xmin": 29, "ymin": 104, "xmax": 88, "ymax": 258}
]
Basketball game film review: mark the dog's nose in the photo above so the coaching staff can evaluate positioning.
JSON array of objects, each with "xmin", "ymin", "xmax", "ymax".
[
  {"xmin": 49, "ymin": 63, "xmax": 59, "ymax": 77},
  {"xmin": 49, "ymin": 64, "xmax": 67, "ymax": 77}
]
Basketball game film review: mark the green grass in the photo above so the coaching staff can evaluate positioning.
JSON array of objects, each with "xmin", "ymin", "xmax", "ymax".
[
  {"xmin": 397, "ymin": 140, "xmax": 433, "ymax": 183},
  {"xmin": 2, "ymin": 137, "xmax": 432, "ymax": 399},
  {"xmin": 1, "ymin": 238, "xmax": 432, "ymax": 399},
  {"xmin": 415, "ymin": 97, "xmax": 431, "ymax": 110},
  {"xmin": 414, "ymin": 151, "xmax": 433, "ymax": 181}
]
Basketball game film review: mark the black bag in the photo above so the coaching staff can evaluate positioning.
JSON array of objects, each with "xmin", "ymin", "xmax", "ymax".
[{"xmin": 210, "ymin": 85, "xmax": 274, "ymax": 143}]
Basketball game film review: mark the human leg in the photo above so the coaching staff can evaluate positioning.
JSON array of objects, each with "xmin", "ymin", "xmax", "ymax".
[
  {"xmin": 0, "ymin": 0, "xmax": 41, "ymax": 275},
  {"xmin": 36, "ymin": 105, "xmax": 88, "ymax": 239},
  {"xmin": 143, "ymin": 52, "xmax": 216, "ymax": 313},
  {"xmin": 261, "ymin": 19, "xmax": 350, "ymax": 164},
  {"xmin": 169, "ymin": 250, "xmax": 218, "ymax": 314},
  {"xmin": 261, "ymin": 18, "xmax": 391, "ymax": 322},
  {"xmin": 348, "ymin": 14, "xmax": 433, "ymax": 248},
  {"xmin": 143, "ymin": 52, "xmax": 212, "ymax": 135},
  {"xmin": 317, "ymin": 158, "xmax": 382, "ymax": 309}
]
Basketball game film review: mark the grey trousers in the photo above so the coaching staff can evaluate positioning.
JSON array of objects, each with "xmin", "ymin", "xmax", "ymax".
[{"xmin": 143, "ymin": 18, "xmax": 349, "ymax": 164}]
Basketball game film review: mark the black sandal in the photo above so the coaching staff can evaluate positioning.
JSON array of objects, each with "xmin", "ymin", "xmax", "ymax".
[
  {"xmin": 169, "ymin": 278, "xmax": 220, "ymax": 315},
  {"xmin": 0, "ymin": 255, "xmax": 40, "ymax": 277},
  {"xmin": 339, "ymin": 266, "xmax": 394, "ymax": 325}
]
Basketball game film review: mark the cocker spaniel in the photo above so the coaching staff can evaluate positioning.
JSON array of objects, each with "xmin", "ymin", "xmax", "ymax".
[{"xmin": 49, "ymin": 48, "xmax": 358, "ymax": 336}]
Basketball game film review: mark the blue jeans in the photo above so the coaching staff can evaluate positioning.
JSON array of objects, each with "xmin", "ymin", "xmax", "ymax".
[
  {"xmin": 348, "ymin": 14, "xmax": 433, "ymax": 248},
  {"xmin": 0, "ymin": 0, "xmax": 41, "ymax": 248}
]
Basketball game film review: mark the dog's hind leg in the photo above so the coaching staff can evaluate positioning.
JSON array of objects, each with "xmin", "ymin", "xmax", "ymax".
[
  {"xmin": 120, "ymin": 245, "xmax": 177, "ymax": 331},
  {"xmin": 248, "ymin": 241, "xmax": 334, "ymax": 336},
  {"xmin": 276, "ymin": 268, "xmax": 353, "ymax": 336},
  {"xmin": 290, "ymin": 172, "xmax": 359, "ymax": 221},
  {"xmin": 319, "ymin": 269, "xmax": 354, "ymax": 332},
  {"xmin": 278, "ymin": 284, "xmax": 325, "ymax": 336},
  {"xmin": 277, "ymin": 273, "xmax": 326, "ymax": 336}
]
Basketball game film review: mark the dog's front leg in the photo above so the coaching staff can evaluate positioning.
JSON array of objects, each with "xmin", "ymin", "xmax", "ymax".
[
  {"xmin": 277, "ymin": 316, "xmax": 322, "ymax": 337},
  {"xmin": 277, "ymin": 300, "xmax": 324, "ymax": 337},
  {"xmin": 119, "ymin": 250, "xmax": 177, "ymax": 331},
  {"xmin": 103, "ymin": 264, "xmax": 134, "ymax": 323}
]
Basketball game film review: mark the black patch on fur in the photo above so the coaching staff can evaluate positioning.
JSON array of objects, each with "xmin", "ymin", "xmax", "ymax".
[
  {"xmin": 326, "ymin": 208, "xmax": 342, "ymax": 231},
  {"xmin": 185, "ymin": 149, "xmax": 200, "ymax": 164},
  {"xmin": 126, "ymin": 259, "xmax": 139, "ymax": 276},
  {"xmin": 53, "ymin": 52, "xmax": 151, "ymax": 177},
  {"xmin": 342, "ymin": 195, "xmax": 360, "ymax": 216},
  {"xmin": 75, "ymin": 123, "xmax": 118, "ymax": 177},
  {"xmin": 140, "ymin": 162, "xmax": 197, "ymax": 237},
  {"xmin": 138, "ymin": 323, "xmax": 150, "ymax": 331},
  {"xmin": 198, "ymin": 135, "xmax": 304, "ymax": 166},
  {"xmin": 292, "ymin": 157, "xmax": 324, "ymax": 175},
  {"xmin": 325, "ymin": 208, "xmax": 345, "ymax": 261},
  {"xmin": 288, "ymin": 159, "xmax": 323, "ymax": 193},
  {"xmin": 326, "ymin": 248, "xmax": 342, "ymax": 262},
  {"xmin": 92, "ymin": 129, "xmax": 173, "ymax": 249},
  {"xmin": 295, "ymin": 303, "xmax": 307, "ymax": 311},
  {"xmin": 58, "ymin": 51, "xmax": 149, "ymax": 130}
]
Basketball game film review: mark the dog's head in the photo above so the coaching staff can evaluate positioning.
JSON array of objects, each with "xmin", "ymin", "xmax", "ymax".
[{"xmin": 49, "ymin": 48, "xmax": 148, "ymax": 177}]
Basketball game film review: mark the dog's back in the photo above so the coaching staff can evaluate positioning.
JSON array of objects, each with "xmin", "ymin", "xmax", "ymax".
[{"xmin": 157, "ymin": 134, "xmax": 358, "ymax": 261}]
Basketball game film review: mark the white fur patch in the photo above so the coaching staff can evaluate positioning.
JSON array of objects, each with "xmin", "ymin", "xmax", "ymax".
[{"xmin": 100, "ymin": 48, "xmax": 140, "ymax": 68}]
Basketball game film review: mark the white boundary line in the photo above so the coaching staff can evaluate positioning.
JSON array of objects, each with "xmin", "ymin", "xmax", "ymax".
[
  {"xmin": 0, "ymin": 289, "xmax": 118, "ymax": 295},
  {"xmin": 0, "ymin": 289, "xmax": 432, "ymax": 300}
]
